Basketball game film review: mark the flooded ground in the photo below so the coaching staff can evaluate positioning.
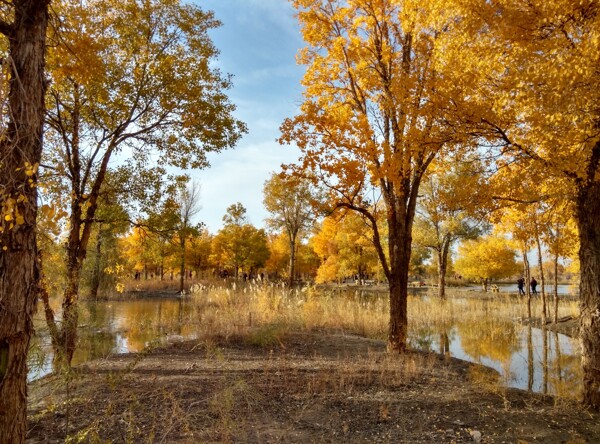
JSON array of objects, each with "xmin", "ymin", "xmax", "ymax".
[{"xmin": 29, "ymin": 287, "xmax": 581, "ymax": 399}]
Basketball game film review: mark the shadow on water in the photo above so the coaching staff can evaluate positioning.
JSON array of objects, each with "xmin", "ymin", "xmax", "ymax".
[{"xmin": 29, "ymin": 289, "xmax": 581, "ymax": 399}]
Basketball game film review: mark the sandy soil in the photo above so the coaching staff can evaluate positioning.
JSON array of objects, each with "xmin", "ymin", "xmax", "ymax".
[{"xmin": 27, "ymin": 329, "xmax": 599, "ymax": 443}]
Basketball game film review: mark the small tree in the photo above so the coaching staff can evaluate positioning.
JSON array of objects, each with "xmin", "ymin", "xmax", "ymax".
[
  {"xmin": 264, "ymin": 173, "xmax": 315, "ymax": 286},
  {"xmin": 212, "ymin": 203, "xmax": 270, "ymax": 277},
  {"xmin": 454, "ymin": 235, "xmax": 520, "ymax": 292}
]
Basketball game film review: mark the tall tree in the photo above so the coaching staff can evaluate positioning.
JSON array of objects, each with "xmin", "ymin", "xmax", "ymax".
[
  {"xmin": 44, "ymin": 0, "xmax": 246, "ymax": 363},
  {"xmin": 281, "ymin": 0, "xmax": 463, "ymax": 351},
  {"xmin": 450, "ymin": 0, "xmax": 600, "ymax": 407},
  {"xmin": 0, "ymin": 1, "xmax": 50, "ymax": 441},
  {"xmin": 263, "ymin": 173, "xmax": 315, "ymax": 286}
]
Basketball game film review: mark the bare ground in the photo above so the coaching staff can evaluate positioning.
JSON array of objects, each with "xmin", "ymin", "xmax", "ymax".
[{"xmin": 28, "ymin": 330, "xmax": 599, "ymax": 443}]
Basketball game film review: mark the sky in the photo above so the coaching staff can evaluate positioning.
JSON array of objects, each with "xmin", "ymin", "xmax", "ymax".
[{"xmin": 190, "ymin": 0, "xmax": 305, "ymax": 233}]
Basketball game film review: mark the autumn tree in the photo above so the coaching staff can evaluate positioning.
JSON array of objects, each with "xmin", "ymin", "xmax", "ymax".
[
  {"xmin": 454, "ymin": 235, "xmax": 520, "ymax": 292},
  {"xmin": 186, "ymin": 228, "xmax": 213, "ymax": 279},
  {"xmin": 540, "ymin": 200, "xmax": 578, "ymax": 324},
  {"xmin": 495, "ymin": 205, "xmax": 537, "ymax": 317},
  {"xmin": 311, "ymin": 213, "xmax": 381, "ymax": 284},
  {"xmin": 448, "ymin": 0, "xmax": 600, "ymax": 407},
  {"xmin": 212, "ymin": 203, "xmax": 270, "ymax": 277},
  {"xmin": 263, "ymin": 173, "xmax": 315, "ymax": 286},
  {"xmin": 413, "ymin": 157, "xmax": 489, "ymax": 299},
  {"xmin": 43, "ymin": 0, "xmax": 245, "ymax": 363},
  {"xmin": 281, "ymin": 0, "xmax": 466, "ymax": 351},
  {"xmin": 0, "ymin": 1, "xmax": 49, "ymax": 441}
]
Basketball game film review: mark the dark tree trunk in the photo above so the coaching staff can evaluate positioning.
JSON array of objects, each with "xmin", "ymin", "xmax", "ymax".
[
  {"xmin": 288, "ymin": 238, "xmax": 296, "ymax": 288},
  {"xmin": 522, "ymin": 246, "xmax": 531, "ymax": 318},
  {"xmin": 0, "ymin": 2, "xmax": 49, "ymax": 442},
  {"xmin": 386, "ymin": 214, "xmax": 412, "ymax": 353},
  {"xmin": 575, "ymin": 170, "xmax": 600, "ymax": 409},
  {"xmin": 437, "ymin": 237, "xmax": 451, "ymax": 300}
]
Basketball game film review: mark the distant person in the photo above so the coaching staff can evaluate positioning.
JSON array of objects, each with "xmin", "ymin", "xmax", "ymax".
[
  {"xmin": 517, "ymin": 277, "xmax": 525, "ymax": 295},
  {"xmin": 530, "ymin": 277, "xmax": 538, "ymax": 294}
]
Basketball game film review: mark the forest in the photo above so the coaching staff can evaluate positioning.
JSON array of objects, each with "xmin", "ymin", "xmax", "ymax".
[{"xmin": 1, "ymin": 0, "xmax": 600, "ymax": 442}]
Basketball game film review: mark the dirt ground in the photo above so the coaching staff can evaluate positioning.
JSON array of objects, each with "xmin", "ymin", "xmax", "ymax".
[{"xmin": 27, "ymin": 329, "xmax": 599, "ymax": 443}]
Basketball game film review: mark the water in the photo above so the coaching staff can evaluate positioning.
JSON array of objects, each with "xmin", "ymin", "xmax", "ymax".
[
  {"xmin": 409, "ymin": 321, "xmax": 580, "ymax": 397},
  {"xmin": 468, "ymin": 283, "xmax": 577, "ymax": 295},
  {"xmin": 29, "ymin": 293, "xmax": 581, "ymax": 398}
]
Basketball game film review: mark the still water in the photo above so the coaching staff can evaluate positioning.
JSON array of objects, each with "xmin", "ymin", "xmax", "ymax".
[{"xmin": 29, "ymin": 294, "xmax": 581, "ymax": 399}]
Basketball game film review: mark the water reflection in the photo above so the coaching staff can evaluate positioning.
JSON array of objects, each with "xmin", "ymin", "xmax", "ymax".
[{"xmin": 409, "ymin": 320, "xmax": 581, "ymax": 398}]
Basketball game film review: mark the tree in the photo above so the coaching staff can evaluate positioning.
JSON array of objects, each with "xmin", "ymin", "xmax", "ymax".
[
  {"xmin": 212, "ymin": 203, "xmax": 270, "ymax": 277},
  {"xmin": 44, "ymin": 0, "xmax": 246, "ymax": 363},
  {"xmin": 413, "ymin": 158, "xmax": 489, "ymax": 299},
  {"xmin": 263, "ymin": 173, "xmax": 315, "ymax": 286},
  {"xmin": 540, "ymin": 200, "xmax": 578, "ymax": 324},
  {"xmin": 0, "ymin": 1, "xmax": 49, "ymax": 441},
  {"xmin": 496, "ymin": 205, "xmax": 537, "ymax": 317},
  {"xmin": 174, "ymin": 181, "xmax": 202, "ymax": 292},
  {"xmin": 281, "ymin": 0, "xmax": 465, "ymax": 352},
  {"xmin": 311, "ymin": 213, "xmax": 381, "ymax": 284},
  {"xmin": 454, "ymin": 235, "xmax": 520, "ymax": 292},
  {"xmin": 449, "ymin": 0, "xmax": 600, "ymax": 407}
]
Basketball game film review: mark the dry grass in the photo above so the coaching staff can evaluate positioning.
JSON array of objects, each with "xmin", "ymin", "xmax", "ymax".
[{"xmin": 28, "ymin": 282, "xmax": 594, "ymax": 443}]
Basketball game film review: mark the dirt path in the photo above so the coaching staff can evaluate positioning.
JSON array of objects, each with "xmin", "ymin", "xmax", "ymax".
[{"xmin": 28, "ymin": 330, "xmax": 599, "ymax": 443}]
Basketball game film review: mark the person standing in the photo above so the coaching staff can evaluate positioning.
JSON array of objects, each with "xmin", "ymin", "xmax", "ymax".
[
  {"xmin": 530, "ymin": 277, "xmax": 538, "ymax": 294},
  {"xmin": 517, "ymin": 277, "xmax": 525, "ymax": 296}
]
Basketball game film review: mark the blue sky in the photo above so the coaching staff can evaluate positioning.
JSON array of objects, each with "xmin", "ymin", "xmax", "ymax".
[{"xmin": 191, "ymin": 0, "xmax": 305, "ymax": 233}]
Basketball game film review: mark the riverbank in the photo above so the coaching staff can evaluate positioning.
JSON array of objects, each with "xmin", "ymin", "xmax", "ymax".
[{"xmin": 28, "ymin": 329, "xmax": 598, "ymax": 443}]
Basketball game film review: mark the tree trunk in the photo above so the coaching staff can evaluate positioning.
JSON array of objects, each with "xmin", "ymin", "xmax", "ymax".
[
  {"xmin": 61, "ymin": 259, "xmax": 82, "ymax": 364},
  {"xmin": 553, "ymin": 252, "xmax": 559, "ymax": 324},
  {"xmin": 288, "ymin": 238, "xmax": 296, "ymax": 288},
  {"xmin": 386, "ymin": 218, "xmax": 412, "ymax": 353},
  {"xmin": 89, "ymin": 228, "xmax": 104, "ymax": 300},
  {"xmin": 522, "ymin": 246, "xmax": 531, "ymax": 319},
  {"xmin": 575, "ymin": 173, "xmax": 600, "ymax": 409},
  {"xmin": 0, "ymin": 2, "xmax": 49, "ymax": 442},
  {"xmin": 179, "ymin": 235, "xmax": 185, "ymax": 293},
  {"xmin": 527, "ymin": 325, "xmax": 534, "ymax": 392},
  {"xmin": 534, "ymin": 218, "xmax": 547, "ymax": 324},
  {"xmin": 437, "ymin": 238, "xmax": 450, "ymax": 300}
]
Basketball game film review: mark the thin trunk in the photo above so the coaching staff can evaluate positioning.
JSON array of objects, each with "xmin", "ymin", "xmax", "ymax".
[
  {"xmin": 0, "ymin": 2, "xmax": 49, "ymax": 442},
  {"xmin": 288, "ymin": 237, "xmax": 296, "ymax": 288},
  {"xmin": 59, "ymin": 198, "xmax": 86, "ymax": 364},
  {"xmin": 527, "ymin": 325, "xmax": 534, "ymax": 392},
  {"xmin": 523, "ymin": 246, "xmax": 531, "ymax": 319},
  {"xmin": 481, "ymin": 277, "xmax": 488, "ymax": 292},
  {"xmin": 89, "ymin": 228, "xmax": 103, "ymax": 300},
  {"xmin": 179, "ymin": 234, "xmax": 185, "ymax": 293},
  {"xmin": 542, "ymin": 326, "xmax": 548, "ymax": 395},
  {"xmin": 534, "ymin": 219, "xmax": 547, "ymax": 324},
  {"xmin": 437, "ymin": 237, "xmax": 450, "ymax": 300},
  {"xmin": 553, "ymin": 252, "xmax": 559, "ymax": 324},
  {"xmin": 575, "ymin": 171, "xmax": 600, "ymax": 409}
]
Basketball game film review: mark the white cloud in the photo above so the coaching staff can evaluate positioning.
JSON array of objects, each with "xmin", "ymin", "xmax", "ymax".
[{"xmin": 187, "ymin": 0, "xmax": 305, "ymax": 233}]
